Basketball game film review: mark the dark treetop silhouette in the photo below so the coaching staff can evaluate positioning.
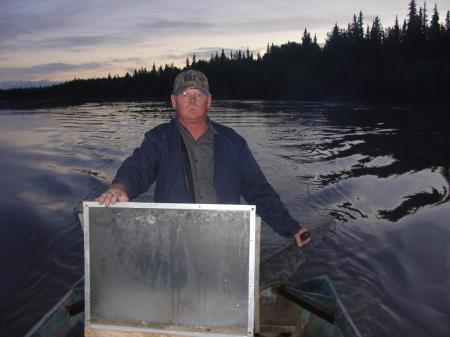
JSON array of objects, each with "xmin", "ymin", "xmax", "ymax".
[{"xmin": 1, "ymin": 1, "xmax": 449, "ymax": 104}]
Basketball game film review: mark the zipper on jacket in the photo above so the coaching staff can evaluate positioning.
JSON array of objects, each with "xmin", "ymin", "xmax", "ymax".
[{"xmin": 179, "ymin": 134, "xmax": 196, "ymax": 203}]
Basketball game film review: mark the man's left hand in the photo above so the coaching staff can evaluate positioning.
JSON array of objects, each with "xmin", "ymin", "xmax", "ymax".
[{"xmin": 294, "ymin": 227, "xmax": 312, "ymax": 247}]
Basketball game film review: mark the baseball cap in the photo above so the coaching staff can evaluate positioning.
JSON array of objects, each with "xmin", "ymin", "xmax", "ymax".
[{"xmin": 172, "ymin": 70, "xmax": 211, "ymax": 95}]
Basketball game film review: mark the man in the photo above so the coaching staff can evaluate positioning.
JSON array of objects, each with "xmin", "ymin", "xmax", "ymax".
[{"xmin": 97, "ymin": 70, "xmax": 310, "ymax": 247}]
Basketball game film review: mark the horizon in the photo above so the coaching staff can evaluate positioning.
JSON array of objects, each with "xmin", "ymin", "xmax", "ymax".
[{"xmin": 0, "ymin": 0, "xmax": 448, "ymax": 88}]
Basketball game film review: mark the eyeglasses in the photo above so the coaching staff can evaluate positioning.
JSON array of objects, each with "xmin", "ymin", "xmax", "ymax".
[{"xmin": 179, "ymin": 91, "xmax": 206, "ymax": 100}]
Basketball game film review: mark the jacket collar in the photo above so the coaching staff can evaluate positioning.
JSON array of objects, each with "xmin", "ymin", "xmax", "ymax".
[{"xmin": 171, "ymin": 116, "xmax": 219, "ymax": 136}]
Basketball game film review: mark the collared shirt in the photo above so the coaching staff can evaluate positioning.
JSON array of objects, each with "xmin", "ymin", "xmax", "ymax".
[{"xmin": 177, "ymin": 118, "xmax": 217, "ymax": 204}]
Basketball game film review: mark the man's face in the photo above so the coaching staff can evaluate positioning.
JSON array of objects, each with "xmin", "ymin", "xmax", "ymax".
[{"xmin": 171, "ymin": 87, "xmax": 211, "ymax": 125}]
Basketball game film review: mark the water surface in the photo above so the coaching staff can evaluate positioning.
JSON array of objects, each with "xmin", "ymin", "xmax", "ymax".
[{"xmin": 0, "ymin": 101, "xmax": 449, "ymax": 336}]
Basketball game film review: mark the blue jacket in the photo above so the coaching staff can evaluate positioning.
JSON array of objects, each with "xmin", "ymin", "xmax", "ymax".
[{"xmin": 113, "ymin": 118, "xmax": 301, "ymax": 237}]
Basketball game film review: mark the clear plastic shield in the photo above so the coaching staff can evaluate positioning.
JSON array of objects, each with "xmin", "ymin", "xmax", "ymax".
[{"xmin": 83, "ymin": 203, "xmax": 257, "ymax": 337}]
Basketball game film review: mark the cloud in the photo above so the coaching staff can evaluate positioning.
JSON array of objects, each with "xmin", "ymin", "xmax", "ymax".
[
  {"xmin": 216, "ymin": 16, "xmax": 336, "ymax": 36},
  {"xmin": 136, "ymin": 18, "xmax": 213, "ymax": 31},
  {"xmin": 0, "ymin": 62, "xmax": 107, "ymax": 80},
  {"xmin": 109, "ymin": 57, "xmax": 143, "ymax": 64},
  {"xmin": 163, "ymin": 47, "xmax": 222, "ymax": 61},
  {"xmin": 0, "ymin": 57, "xmax": 149, "ymax": 81},
  {"xmin": 0, "ymin": 1, "xmax": 90, "ymax": 41},
  {"xmin": 33, "ymin": 35, "xmax": 118, "ymax": 50},
  {"xmin": 0, "ymin": 34, "xmax": 143, "ymax": 54},
  {"xmin": 0, "ymin": 1, "xmax": 152, "ymax": 54},
  {"xmin": 0, "ymin": 1, "xmax": 323, "ymax": 58}
]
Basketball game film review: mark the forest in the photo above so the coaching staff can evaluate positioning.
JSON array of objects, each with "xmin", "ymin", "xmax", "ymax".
[{"xmin": 1, "ymin": 0, "xmax": 449, "ymax": 103}]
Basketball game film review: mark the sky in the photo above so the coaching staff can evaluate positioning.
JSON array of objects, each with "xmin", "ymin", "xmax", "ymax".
[{"xmin": 0, "ymin": 0, "xmax": 448, "ymax": 87}]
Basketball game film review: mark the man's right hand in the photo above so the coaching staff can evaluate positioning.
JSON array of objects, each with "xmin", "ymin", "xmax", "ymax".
[
  {"xmin": 96, "ymin": 184, "xmax": 129, "ymax": 206},
  {"xmin": 294, "ymin": 227, "xmax": 312, "ymax": 247}
]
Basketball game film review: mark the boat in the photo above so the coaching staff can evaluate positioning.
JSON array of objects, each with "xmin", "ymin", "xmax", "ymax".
[
  {"xmin": 25, "ymin": 277, "xmax": 85, "ymax": 337},
  {"xmin": 25, "ymin": 275, "xmax": 362, "ymax": 337},
  {"xmin": 27, "ymin": 208, "xmax": 362, "ymax": 337}
]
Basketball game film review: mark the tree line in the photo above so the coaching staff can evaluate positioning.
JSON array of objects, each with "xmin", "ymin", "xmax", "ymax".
[{"xmin": 1, "ymin": 0, "xmax": 449, "ymax": 103}]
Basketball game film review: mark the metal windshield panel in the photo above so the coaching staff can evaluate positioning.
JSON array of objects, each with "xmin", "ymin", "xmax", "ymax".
[{"xmin": 83, "ymin": 202, "xmax": 257, "ymax": 337}]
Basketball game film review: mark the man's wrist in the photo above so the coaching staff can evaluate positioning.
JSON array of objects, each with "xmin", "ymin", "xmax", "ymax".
[{"xmin": 111, "ymin": 182, "xmax": 129, "ymax": 196}]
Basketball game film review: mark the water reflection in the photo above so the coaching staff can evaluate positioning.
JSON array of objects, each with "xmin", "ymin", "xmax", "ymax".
[
  {"xmin": 378, "ymin": 168, "xmax": 450, "ymax": 222},
  {"xmin": 301, "ymin": 107, "xmax": 450, "ymax": 223}
]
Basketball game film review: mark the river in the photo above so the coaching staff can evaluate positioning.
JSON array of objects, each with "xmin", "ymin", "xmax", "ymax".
[{"xmin": 0, "ymin": 101, "xmax": 449, "ymax": 336}]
